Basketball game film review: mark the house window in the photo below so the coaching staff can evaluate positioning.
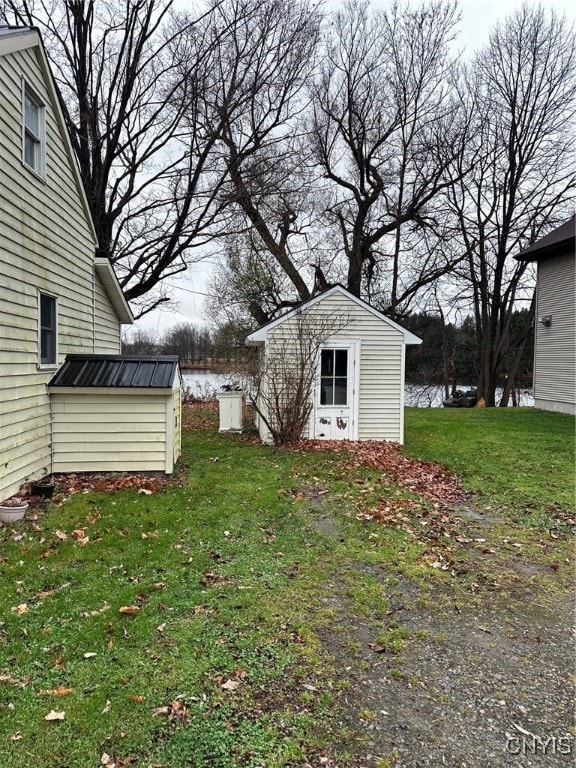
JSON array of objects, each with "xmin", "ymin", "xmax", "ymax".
[
  {"xmin": 320, "ymin": 349, "xmax": 348, "ymax": 405},
  {"xmin": 23, "ymin": 85, "xmax": 45, "ymax": 175},
  {"xmin": 39, "ymin": 293, "xmax": 57, "ymax": 366}
]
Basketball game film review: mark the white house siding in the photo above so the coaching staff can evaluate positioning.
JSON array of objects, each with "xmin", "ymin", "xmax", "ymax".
[
  {"xmin": 0, "ymin": 43, "xmax": 98, "ymax": 498},
  {"xmin": 51, "ymin": 392, "xmax": 171, "ymax": 473},
  {"xmin": 264, "ymin": 291, "xmax": 406, "ymax": 442},
  {"xmin": 534, "ymin": 254, "xmax": 576, "ymax": 415},
  {"xmin": 94, "ymin": 273, "xmax": 121, "ymax": 353}
]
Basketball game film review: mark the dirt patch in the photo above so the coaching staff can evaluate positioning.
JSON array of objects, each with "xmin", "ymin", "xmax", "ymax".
[{"xmin": 309, "ymin": 503, "xmax": 575, "ymax": 767}]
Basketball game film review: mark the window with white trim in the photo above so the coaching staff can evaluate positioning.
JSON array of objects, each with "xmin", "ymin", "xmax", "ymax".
[
  {"xmin": 320, "ymin": 348, "xmax": 348, "ymax": 405},
  {"xmin": 39, "ymin": 293, "xmax": 57, "ymax": 366},
  {"xmin": 23, "ymin": 85, "xmax": 45, "ymax": 175}
]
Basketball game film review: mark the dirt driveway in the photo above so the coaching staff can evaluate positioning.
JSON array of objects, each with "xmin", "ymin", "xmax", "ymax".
[{"xmin": 311, "ymin": 503, "xmax": 574, "ymax": 768}]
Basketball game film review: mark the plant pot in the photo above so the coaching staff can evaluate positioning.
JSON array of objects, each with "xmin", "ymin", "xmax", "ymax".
[
  {"xmin": 0, "ymin": 502, "xmax": 29, "ymax": 523},
  {"xmin": 31, "ymin": 482, "xmax": 55, "ymax": 499}
]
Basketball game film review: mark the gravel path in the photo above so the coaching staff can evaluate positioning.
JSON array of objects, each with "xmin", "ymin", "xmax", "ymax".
[{"xmin": 313, "ymin": 510, "xmax": 575, "ymax": 767}]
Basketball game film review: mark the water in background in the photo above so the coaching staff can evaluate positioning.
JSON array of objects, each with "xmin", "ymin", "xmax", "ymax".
[{"xmin": 181, "ymin": 370, "xmax": 534, "ymax": 408}]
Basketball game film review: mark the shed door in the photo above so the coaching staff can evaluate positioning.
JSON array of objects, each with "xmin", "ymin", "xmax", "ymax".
[{"xmin": 312, "ymin": 345, "xmax": 357, "ymax": 440}]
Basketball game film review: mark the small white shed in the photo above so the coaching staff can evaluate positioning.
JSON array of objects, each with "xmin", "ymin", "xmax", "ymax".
[
  {"xmin": 48, "ymin": 355, "xmax": 182, "ymax": 474},
  {"xmin": 245, "ymin": 285, "xmax": 422, "ymax": 444}
]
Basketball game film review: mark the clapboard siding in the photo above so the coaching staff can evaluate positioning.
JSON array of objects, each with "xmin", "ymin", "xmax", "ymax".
[
  {"xmin": 534, "ymin": 254, "xmax": 576, "ymax": 414},
  {"xmin": 94, "ymin": 273, "xmax": 121, "ymax": 353},
  {"xmin": 51, "ymin": 392, "xmax": 170, "ymax": 473},
  {"xmin": 0, "ymin": 37, "xmax": 98, "ymax": 499},
  {"xmin": 264, "ymin": 290, "xmax": 407, "ymax": 442}
]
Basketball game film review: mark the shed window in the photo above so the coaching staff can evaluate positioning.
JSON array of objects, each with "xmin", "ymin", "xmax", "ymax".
[
  {"xmin": 39, "ymin": 293, "xmax": 57, "ymax": 365},
  {"xmin": 23, "ymin": 85, "xmax": 45, "ymax": 175},
  {"xmin": 320, "ymin": 349, "xmax": 348, "ymax": 405}
]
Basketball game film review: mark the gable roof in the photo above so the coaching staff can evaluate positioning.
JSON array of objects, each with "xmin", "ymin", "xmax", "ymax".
[
  {"xmin": 516, "ymin": 215, "xmax": 575, "ymax": 262},
  {"xmin": 245, "ymin": 284, "xmax": 422, "ymax": 345},
  {"xmin": 48, "ymin": 355, "xmax": 180, "ymax": 389}
]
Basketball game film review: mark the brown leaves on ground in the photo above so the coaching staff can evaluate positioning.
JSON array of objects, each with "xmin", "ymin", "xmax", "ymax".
[
  {"xmin": 294, "ymin": 439, "xmax": 465, "ymax": 507},
  {"xmin": 50, "ymin": 472, "xmax": 168, "ymax": 499},
  {"xmin": 182, "ymin": 401, "xmax": 218, "ymax": 431},
  {"xmin": 293, "ymin": 439, "xmax": 468, "ymax": 574},
  {"xmin": 152, "ymin": 699, "xmax": 189, "ymax": 720}
]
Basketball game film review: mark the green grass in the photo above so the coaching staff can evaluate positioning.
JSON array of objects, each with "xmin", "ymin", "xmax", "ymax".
[
  {"xmin": 404, "ymin": 407, "xmax": 575, "ymax": 521},
  {"xmin": 0, "ymin": 405, "xmax": 573, "ymax": 766}
]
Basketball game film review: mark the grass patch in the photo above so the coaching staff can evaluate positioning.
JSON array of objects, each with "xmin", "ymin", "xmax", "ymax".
[
  {"xmin": 404, "ymin": 407, "xmax": 575, "ymax": 521},
  {"xmin": 0, "ymin": 405, "xmax": 572, "ymax": 766}
]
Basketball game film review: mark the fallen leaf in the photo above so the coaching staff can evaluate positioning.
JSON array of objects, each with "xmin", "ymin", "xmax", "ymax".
[
  {"xmin": 83, "ymin": 652, "xmax": 97, "ymax": 658},
  {"xmin": 138, "ymin": 488, "xmax": 153, "ymax": 495},
  {"xmin": 128, "ymin": 694, "xmax": 144, "ymax": 703},
  {"xmin": 44, "ymin": 686, "xmax": 74, "ymax": 696},
  {"xmin": 55, "ymin": 530, "xmax": 68, "ymax": 540},
  {"xmin": 221, "ymin": 679, "xmax": 240, "ymax": 691},
  {"xmin": 101, "ymin": 753, "xmax": 115, "ymax": 767},
  {"xmin": 80, "ymin": 603, "xmax": 110, "ymax": 618},
  {"xmin": 10, "ymin": 732, "xmax": 22, "ymax": 741},
  {"xmin": 157, "ymin": 623, "xmax": 166, "ymax": 634},
  {"xmin": 119, "ymin": 605, "xmax": 140, "ymax": 615},
  {"xmin": 44, "ymin": 709, "xmax": 65, "ymax": 721},
  {"xmin": 368, "ymin": 642, "xmax": 386, "ymax": 653},
  {"xmin": 11, "ymin": 603, "xmax": 28, "ymax": 615},
  {"xmin": 101, "ymin": 700, "xmax": 112, "ymax": 714}
]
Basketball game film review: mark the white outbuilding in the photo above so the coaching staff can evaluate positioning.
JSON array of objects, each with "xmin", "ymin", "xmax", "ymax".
[
  {"xmin": 245, "ymin": 285, "xmax": 422, "ymax": 444},
  {"xmin": 48, "ymin": 355, "xmax": 182, "ymax": 474}
]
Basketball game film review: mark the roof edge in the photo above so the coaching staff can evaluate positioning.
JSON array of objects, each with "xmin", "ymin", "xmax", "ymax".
[
  {"xmin": 95, "ymin": 259, "xmax": 134, "ymax": 324},
  {"xmin": 516, "ymin": 215, "xmax": 575, "ymax": 262},
  {"xmin": 245, "ymin": 285, "xmax": 422, "ymax": 345}
]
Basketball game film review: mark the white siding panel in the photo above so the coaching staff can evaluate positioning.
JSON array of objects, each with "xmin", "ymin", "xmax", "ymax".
[
  {"xmin": 51, "ymin": 392, "xmax": 170, "ymax": 473},
  {"xmin": 94, "ymin": 273, "xmax": 121, "ymax": 353},
  {"xmin": 0, "ymin": 44, "xmax": 98, "ymax": 498},
  {"xmin": 265, "ymin": 291, "xmax": 406, "ymax": 442},
  {"xmin": 534, "ymin": 254, "xmax": 576, "ymax": 412}
]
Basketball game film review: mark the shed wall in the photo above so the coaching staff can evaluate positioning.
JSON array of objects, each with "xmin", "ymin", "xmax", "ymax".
[
  {"xmin": 264, "ymin": 291, "xmax": 406, "ymax": 442},
  {"xmin": 534, "ymin": 254, "xmax": 576, "ymax": 415},
  {"xmin": 51, "ymin": 392, "xmax": 171, "ymax": 473}
]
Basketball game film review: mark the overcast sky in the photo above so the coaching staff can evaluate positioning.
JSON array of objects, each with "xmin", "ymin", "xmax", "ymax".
[{"xmin": 131, "ymin": 0, "xmax": 576, "ymax": 338}]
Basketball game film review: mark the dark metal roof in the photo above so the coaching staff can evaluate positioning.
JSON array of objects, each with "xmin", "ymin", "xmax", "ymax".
[
  {"xmin": 516, "ymin": 215, "xmax": 575, "ymax": 262},
  {"xmin": 48, "ymin": 355, "xmax": 180, "ymax": 388}
]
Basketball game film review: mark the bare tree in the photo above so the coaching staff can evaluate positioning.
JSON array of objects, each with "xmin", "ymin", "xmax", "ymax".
[
  {"xmin": 311, "ymin": 0, "xmax": 463, "ymax": 311},
  {"xmin": 448, "ymin": 4, "xmax": 576, "ymax": 406},
  {"xmin": 121, "ymin": 327, "xmax": 159, "ymax": 355},
  {"xmin": 2, "ymin": 0, "xmax": 233, "ymax": 316},
  {"xmin": 249, "ymin": 308, "xmax": 350, "ymax": 445},
  {"xmin": 182, "ymin": 0, "xmax": 324, "ymax": 322}
]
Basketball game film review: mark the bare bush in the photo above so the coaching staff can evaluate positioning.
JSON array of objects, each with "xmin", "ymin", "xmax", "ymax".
[{"xmin": 248, "ymin": 308, "xmax": 350, "ymax": 445}]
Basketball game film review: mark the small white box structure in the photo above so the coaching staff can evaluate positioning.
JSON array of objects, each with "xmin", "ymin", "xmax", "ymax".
[{"xmin": 217, "ymin": 391, "xmax": 244, "ymax": 432}]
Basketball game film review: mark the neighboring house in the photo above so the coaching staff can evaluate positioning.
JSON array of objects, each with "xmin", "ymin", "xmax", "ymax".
[
  {"xmin": 246, "ymin": 284, "xmax": 422, "ymax": 444},
  {"xmin": 0, "ymin": 28, "xmax": 181, "ymax": 500},
  {"xmin": 516, "ymin": 215, "xmax": 575, "ymax": 416}
]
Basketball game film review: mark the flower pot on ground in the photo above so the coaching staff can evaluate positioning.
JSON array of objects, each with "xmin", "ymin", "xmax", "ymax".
[{"xmin": 0, "ymin": 498, "xmax": 29, "ymax": 523}]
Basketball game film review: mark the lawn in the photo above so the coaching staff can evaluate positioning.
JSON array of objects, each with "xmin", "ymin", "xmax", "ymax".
[
  {"xmin": 404, "ymin": 407, "xmax": 574, "ymax": 521},
  {"xmin": 0, "ymin": 405, "xmax": 573, "ymax": 766}
]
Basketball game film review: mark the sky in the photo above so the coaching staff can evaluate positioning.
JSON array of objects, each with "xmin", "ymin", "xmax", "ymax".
[{"xmin": 130, "ymin": 0, "xmax": 576, "ymax": 340}]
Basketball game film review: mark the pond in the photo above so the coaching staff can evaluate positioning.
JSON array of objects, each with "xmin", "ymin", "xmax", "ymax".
[{"xmin": 181, "ymin": 370, "xmax": 534, "ymax": 408}]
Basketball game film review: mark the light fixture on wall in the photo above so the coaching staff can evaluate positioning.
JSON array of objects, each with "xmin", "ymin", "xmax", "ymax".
[{"xmin": 538, "ymin": 315, "xmax": 552, "ymax": 327}]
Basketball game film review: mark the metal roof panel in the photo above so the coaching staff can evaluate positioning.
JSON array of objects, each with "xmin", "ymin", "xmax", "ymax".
[{"xmin": 48, "ymin": 355, "xmax": 180, "ymax": 388}]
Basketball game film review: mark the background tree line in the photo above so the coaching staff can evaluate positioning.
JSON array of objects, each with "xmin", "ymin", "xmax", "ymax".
[
  {"xmin": 123, "ymin": 310, "xmax": 534, "ymax": 400},
  {"xmin": 2, "ymin": 0, "xmax": 575, "ymax": 405}
]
